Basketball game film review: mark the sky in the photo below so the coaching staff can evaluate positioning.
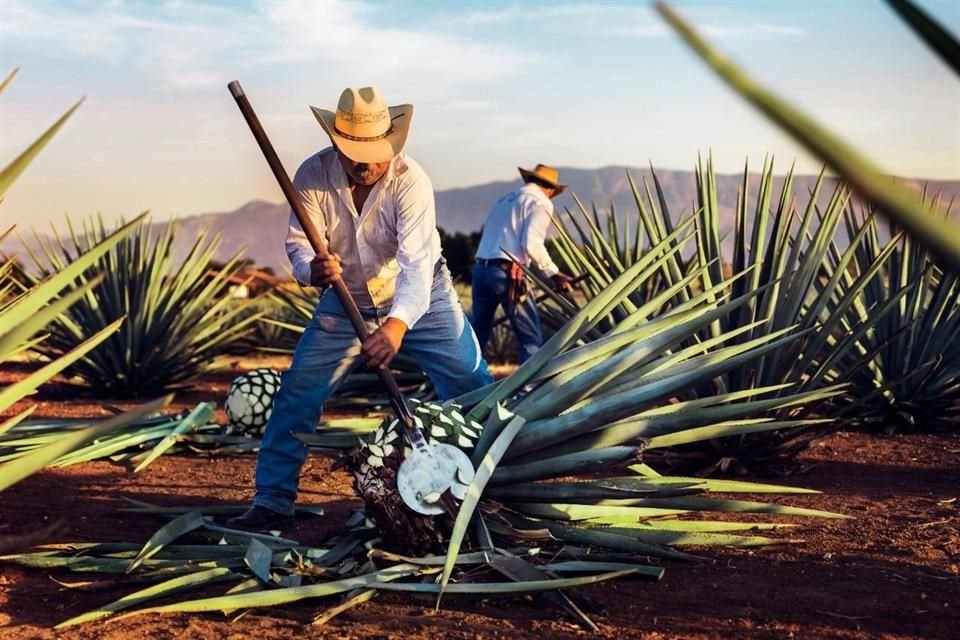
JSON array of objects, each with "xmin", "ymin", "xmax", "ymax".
[{"xmin": 1, "ymin": 0, "xmax": 958, "ymax": 229}]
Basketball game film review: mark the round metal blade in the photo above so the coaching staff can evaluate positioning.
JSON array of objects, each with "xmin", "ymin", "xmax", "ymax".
[{"xmin": 397, "ymin": 443, "xmax": 476, "ymax": 514}]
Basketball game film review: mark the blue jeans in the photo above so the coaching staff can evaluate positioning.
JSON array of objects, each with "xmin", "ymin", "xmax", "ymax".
[
  {"xmin": 253, "ymin": 263, "xmax": 493, "ymax": 515},
  {"xmin": 471, "ymin": 263, "xmax": 543, "ymax": 364}
]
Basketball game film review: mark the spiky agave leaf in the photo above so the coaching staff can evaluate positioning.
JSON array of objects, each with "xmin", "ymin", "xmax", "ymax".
[
  {"xmin": 528, "ymin": 158, "xmax": 907, "ymax": 473},
  {"xmin": 655, "ymin": 1, "xmax": 960, "ymax": 271},
  {"xmin": 831, "ymin": 202, "xmax": 960, "ymax": 431},
  {"xmin": 19, "ymin": 215, "xmax": 262, "ymax": 396},
  {"xmin": 284, "ymin": 228, "xmax": 846, "ymax": 598},
  {"xmin": 430, "ymin": 228, "xmax": 848, "ymax": 599},
  {"xmin": 0, "ymin": 68, "xmax": 83, "ymax": 201}
]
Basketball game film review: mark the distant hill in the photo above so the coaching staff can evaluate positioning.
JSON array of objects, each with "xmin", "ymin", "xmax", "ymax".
[{"xmin": 3, "ymin": 167, "xmax": 958, "ymax": 276}]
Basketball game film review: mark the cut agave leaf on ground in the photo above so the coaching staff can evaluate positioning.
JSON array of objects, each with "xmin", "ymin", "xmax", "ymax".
[
  {"xmin": 373, "ymin": 568, "xmax": 640, "ymax": 594},
  {"xmin": 0, "ymin": 395, "xmax": 171, "ymax": 492},
  {"xmin": 133, "ymin": 402, "xmax": 216, "ymax": 472},
  {"xmin": 114, "ymin": 564, "xmax": 422, "ymax": 618},
  {"xmin": 486, "ymin": 551, "xmax": 599, "ymax": 631},
  {"xmin": 244, "ymin": 538, "xmax": 274, "ymax": 583},
  {"xmin": 311, "ymin": 588, "xmax": 378, "ymax": 626},
  {"xmin": 56, "ymin": 567, "xmax": 238, "ymax": 628},
  {"xmin": 541, "ymin": 561, "xmax": 664, "ymax": 578},
  {"xmin": 127, "ymin": 510, "xmax": 206, "ymax": 573}
]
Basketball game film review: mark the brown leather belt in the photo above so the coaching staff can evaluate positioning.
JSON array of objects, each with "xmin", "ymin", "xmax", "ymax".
[{"xmin": 476, "ymin": 258, "xmax": 513, "ymax": 270}]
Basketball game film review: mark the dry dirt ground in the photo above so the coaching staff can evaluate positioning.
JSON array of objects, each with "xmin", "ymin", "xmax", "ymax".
[{"xmin": 0, "ymin": 359, "xmax": 958, "ymax": 639}]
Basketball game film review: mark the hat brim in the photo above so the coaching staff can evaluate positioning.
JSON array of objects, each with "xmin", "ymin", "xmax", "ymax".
[
  {"xmin": 518, "ymin": 167, "xmax": 567, "ymax": 194},
  {"xmin": 311, "ymin": 104, "xmax": 413, "ymax": 163}
]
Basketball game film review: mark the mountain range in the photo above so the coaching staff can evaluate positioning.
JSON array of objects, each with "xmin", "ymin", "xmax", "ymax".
[{"xmin": 3, "ymin": 166, "xmax": 958, "ymax": 276}]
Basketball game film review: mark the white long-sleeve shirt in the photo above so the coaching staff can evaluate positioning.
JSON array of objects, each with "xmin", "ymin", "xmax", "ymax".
[
  {"xmin": 475, "ymin": 182, "xmax": 560, "ymax": 276},
  {"xmin": 284, "ymin": 148, "xmax": 442, "ymax": 329}
]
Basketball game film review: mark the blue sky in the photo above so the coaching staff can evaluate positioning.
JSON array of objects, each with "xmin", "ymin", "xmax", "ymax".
[{"xmin": 1, "ymin": 0, "xmax": 958, "ymax": 228}]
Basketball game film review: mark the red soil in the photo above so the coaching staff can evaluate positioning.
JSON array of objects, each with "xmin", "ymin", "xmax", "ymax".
[{"xmin": 0, "ymin": 360, "xmax": 957, "ymax": 639}]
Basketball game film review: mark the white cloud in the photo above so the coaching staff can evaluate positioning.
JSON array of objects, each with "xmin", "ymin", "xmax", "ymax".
[
  {"xmin": 444, "ymin": 3, "xmax": 802, "ymax": 40},
  {"xmin": 0, "ymin": 0, "xmax": 530, "ymax": 90},
  {"xmin": 702, "ymin": 22, "xmax": 805, "ymax": 39},
  {"xmin": 445, "ymin": 4, "xmax": 614, "ymax": 26},
  {"xmin": 256, "ymin": 1, "xmax": 523, "ymax": 83}
]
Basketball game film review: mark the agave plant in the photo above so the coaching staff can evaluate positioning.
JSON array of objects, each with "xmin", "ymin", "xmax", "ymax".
[
  {"xmin": 0, "ymin": 72, "xmax": 186, "ymax": 556},
  {"xmin": 2, "ymin": 231, "xmax": 848, "ymax": 627},
  {"xmin": 1, "ymin": 218, "xmax": 157, "ymax": 487},
  {"xmin": 317, "ymin": 228, "xmax": 847, "ymax": 555},
  {"xmin": 1, "ymin": 71, "xmax": 144, "ymax": 488},
  {"xmin": 19, "ymin": 216, "xmax": 261, "ymax": 397},
  {"xmin": 528, "ymin": 158, "xmax": 904, "ymax": 472},
  {"xmin": 830, "ymin": 202, "xmax": 960, "ymax": 431}
]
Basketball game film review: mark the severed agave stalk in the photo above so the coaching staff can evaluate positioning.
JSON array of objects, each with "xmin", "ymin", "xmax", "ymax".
[{"xmin": 350, "ymin": 400, "xmax": 483, "ymax": 550}]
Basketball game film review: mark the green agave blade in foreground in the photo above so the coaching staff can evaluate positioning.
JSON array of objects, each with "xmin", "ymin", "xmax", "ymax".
[
  {"xmin": 0, "ymin": 214, "xmax": 146, "ymax": 339},
  {"xmin": 0, "ymin": 395, "xmax": 171, "ymax": 491},
  {"xmin": 57, "ymin": 567, "xmax": 239, "ymax": 628},
  {"xmin": 886, "ymin": 0, "xmax": 960, "ymax": 77},
  {"xmin": 656, "ymin": 2, "xmax": 960, "ymax": 271},
  {"xmin": 133, "ymin": 402, "xmax": 215, "ymax": 473},
  {"xmin": 0, "ymin": 68, "xmax": 18, "ymax": 96},
  {"xmin": 441, "ymin": 406, "xmax": 525, "ymax": 601},
  {"xmin": 116, "ymin": 563, "xmax": 422, "ymax": 616},
  {"xmin": 0, "ymin": 318, "xmax": 124, "ymax": 414},
  {"xmin": 0, "ymin": 98, "xmax": 84, "ymax": 200},
  {"xmin": 0, "ymin": 273, "xmax": 105, "ymax": 361},
  {"xmin": 22, "ymin": 215, "xmax": 259, "ymax": 395}
]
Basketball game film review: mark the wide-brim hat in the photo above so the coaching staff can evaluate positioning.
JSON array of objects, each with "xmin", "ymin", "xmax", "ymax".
[
  {"xmin": 311, "ymin": 86, "xmax": 413, "ymax": 164},
  {"xmin": 518, "ymin": 163, "xmax": 567, "ymax": 194}
]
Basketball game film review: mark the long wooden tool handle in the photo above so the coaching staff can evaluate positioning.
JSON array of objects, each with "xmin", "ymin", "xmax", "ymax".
[{"xmin": 228, "ymin": 80, "xmax": 416, "ymax": 428}]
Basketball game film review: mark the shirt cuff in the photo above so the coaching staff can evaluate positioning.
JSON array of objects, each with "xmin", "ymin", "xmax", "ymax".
[
  {"xmin": 386, "ymin": 304, "xmax": 420, "ymax": 330},
  {"xmin": 292, "ymin": 260, "xmax": 312, "ymax": 287}
]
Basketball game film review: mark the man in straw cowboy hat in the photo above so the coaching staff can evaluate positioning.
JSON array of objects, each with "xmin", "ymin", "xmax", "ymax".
[
  {"xmin": 228, "ymin": 87, "xmax": 493, "ymax": 532},
  {"xmin": 471, "ymin": 164, "xmax": 576, "ymax": 364}
]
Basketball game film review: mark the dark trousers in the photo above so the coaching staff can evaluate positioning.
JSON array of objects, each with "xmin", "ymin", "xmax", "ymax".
[{"xmin": 470, "ymin": 263, "xmax": 543, "ymax": 363}]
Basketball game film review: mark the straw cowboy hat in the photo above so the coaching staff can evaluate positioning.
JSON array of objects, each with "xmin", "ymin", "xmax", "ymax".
[
  {"xmin": 518, "ymin": 164, "xmax": 567, "ymax": 194},
  {"xmin": 311, "ymin": 87, "xmax": 413, "ymax": 163}
]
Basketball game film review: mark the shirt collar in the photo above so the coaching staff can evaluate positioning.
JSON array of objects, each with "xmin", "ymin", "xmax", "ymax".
[{"xmin": 521, "ymin": 181, "xmax": 552, "ymax": 206}]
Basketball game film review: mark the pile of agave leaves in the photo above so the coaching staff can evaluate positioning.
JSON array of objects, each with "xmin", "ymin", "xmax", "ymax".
[{"xmin": 2, "ymin": 234, "xmax": 853, "ymax": 630}]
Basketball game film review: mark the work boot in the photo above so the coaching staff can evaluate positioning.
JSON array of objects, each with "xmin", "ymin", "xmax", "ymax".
[{"xmin": 225, "ymin": 505, "xmax": 294, "ymax": 532}]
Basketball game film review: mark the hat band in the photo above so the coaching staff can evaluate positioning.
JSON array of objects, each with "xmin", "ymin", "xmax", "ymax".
[
  {"xmin": 333, "ymin": 124, "xmax": 393, "ymax": 142},
  {"xmin": 332, "ymin": 112, "xmax": 405, "ymax": 143}
]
